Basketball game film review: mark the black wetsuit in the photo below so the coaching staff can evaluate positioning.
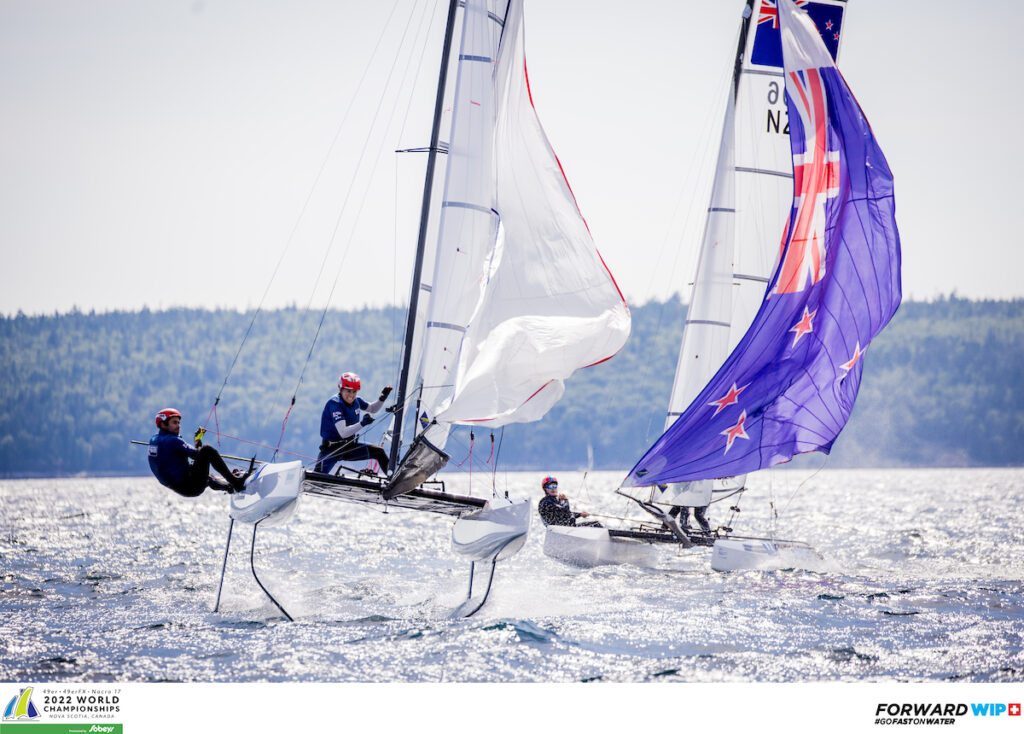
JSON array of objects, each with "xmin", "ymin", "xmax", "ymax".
[
  {"xmin": 538, "ymin": 495, "xmax": 578, "ymax": 526},
  {"xmin": 669, "ymin": 505, "xmax": 712, "ymax": 533}
]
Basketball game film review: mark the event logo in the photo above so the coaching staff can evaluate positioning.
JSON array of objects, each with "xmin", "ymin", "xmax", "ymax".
[{"xmin": 3, "ymin": 687, "xmax": 41, "ymax": 720}]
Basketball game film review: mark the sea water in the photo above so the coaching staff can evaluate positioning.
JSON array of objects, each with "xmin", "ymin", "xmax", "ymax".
[{"xmin": 1, "ymin": 468, "xmax": 1021, "ymax": 683}]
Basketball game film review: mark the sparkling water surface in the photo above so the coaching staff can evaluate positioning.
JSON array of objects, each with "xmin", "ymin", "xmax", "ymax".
[{"xmin": 1, "ymin": 469, "xmax": 1021, "ymax": 683}]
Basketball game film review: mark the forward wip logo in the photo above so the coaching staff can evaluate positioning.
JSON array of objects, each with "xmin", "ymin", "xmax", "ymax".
[{"xmin": 3, "ymin": 687, "xmax": 41, "ymax": 720}]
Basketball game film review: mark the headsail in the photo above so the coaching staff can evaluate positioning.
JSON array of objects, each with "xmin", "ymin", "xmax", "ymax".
[
  {"xmin": 417, "ymin": 0, "xmax": 630, "ymax": 439},
  {"xmin": 625, "ymin": 0, "xmax": 900, "ymax": 487}
]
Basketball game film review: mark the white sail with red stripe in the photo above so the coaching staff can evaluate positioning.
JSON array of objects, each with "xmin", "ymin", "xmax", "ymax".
[{"xmin": 416, "ymin": 0, "xmax": 630, "ymax": 442}]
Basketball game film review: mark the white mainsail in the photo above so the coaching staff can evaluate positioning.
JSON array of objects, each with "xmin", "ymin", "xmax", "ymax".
[
  {"xmin": 415, "ymin": 0, "xmax": 630, "ymax": 445},
  {"xmin": 415, "ymin": 0, "xmax": 504, "ymax": 449}
]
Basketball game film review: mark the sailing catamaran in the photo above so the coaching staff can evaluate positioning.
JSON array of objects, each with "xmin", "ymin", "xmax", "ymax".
[
  {"xmin": 218, "ymin": 0, "xmax": 630, "ymax": 615},
  {"xmin": 545, "ymin": 0, "xmax": 901, "ymax": 569}
]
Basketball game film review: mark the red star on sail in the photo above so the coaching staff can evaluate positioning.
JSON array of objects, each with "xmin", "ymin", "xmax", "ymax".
[
  {"xmin": 721, "ymin": 410, "xmax": 749, "ymax": 453},
  {"xmin": 708, "ymin": 382, "xmax": 748, "ymax": 416},
  {"xmin": 839, "ymin": 341, "xmax": 865, "ymax": 372},
  {"xmin": 789, "ymin": 306, "xmax": 817, "ymax": 346}
]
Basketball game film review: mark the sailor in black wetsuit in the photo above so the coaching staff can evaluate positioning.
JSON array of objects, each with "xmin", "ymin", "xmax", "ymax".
[
  {"xmin": 148, "ymin": 409, "xmax": 251, "ymax": 497},
  {"xmin": 537, "ymin": 476, "xmax": 599, "ymax": 527},
  {"xmin": 661, "ymin": 485, "xmax": 712, "ymax": 533}
]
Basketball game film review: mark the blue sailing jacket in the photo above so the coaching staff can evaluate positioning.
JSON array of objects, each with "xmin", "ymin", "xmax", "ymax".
[
  {"xmin": 320, "ymin": 394, "xmax": 369, "ymax": 442},
  {"xmin": 148, "ymin": 429, "xmax": 197, "ymax": 488}
]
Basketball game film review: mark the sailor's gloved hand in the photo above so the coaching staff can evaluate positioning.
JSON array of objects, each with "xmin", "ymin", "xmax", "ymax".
[
  {"xmin": 379, "ymin": 386, "xmax": 393, "ymax": 401},
  {"xmin": 360, "ymin": 414, "xmax": 375, "ymax": 427},
  {"xmin": 193, "ymin": 427, "xmax": 206, "ymax": 448}
]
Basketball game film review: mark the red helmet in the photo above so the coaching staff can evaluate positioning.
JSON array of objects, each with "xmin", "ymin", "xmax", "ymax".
[
  {"xmin": 339, "ymin": 372, "xmax": 361, "ymax": 391},
  {"xmin": 155, "ymin": 408, "xmax": 182, "ymax": 427},
  {"xmin": 542, "ymin": 475, "xmax": 558, "ymax": 491}
]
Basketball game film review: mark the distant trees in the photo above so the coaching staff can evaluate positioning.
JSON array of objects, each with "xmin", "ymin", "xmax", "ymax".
[{"xmin": 0, "ymin": 296, "xmax": 1021, "ymax": 476}]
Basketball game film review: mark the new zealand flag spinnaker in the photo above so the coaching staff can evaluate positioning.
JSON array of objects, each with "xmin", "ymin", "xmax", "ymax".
[{"xmin": 624, "ymin": 0, "xmax": 901, "ymax": 487}]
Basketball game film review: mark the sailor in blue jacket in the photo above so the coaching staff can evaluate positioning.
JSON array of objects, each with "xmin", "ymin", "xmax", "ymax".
[
  {"xmin": 148, "ymin": 409, "xmax": 250, "ymax": 497},
  {"xmin": 315, "ymin": 372, "xmax": 392, "ymax": 475}
]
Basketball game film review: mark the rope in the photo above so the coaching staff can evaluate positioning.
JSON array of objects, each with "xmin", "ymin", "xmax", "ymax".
[
  {"xmin": 266, "ymin": 0, "xmax": 430, "ymax": 454},
  {"xmin": 780, "ymin": 454, "xmax": 829, "ymax": 517},
  {"xmin": 203, "ymin": 0, "xmax": 408, "ymax": 444},
  {"xmin": 456, "ymin": 431, "xmax": 474, "ymax": 468},
  {"xmin": 203, "ymin": 430, "xmax": 317, "ymax": 463},
  {"xmin": 270, "ymin": 397, "xmax": 296, "ymax": 463},
  {"xmin": 484, "ymin": 432, "xmax": 495, "ymax": 464},
  {"xmin": 490, "ymin": 428, "xmax": 502, "ymax": 497}
]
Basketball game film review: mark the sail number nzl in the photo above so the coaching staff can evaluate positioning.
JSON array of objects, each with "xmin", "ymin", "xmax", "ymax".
[{"xmin": 766, "ymin": 81, "xmax": 789, "ymax": 135}]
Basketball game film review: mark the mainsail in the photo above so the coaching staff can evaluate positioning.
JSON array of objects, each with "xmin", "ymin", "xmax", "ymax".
[
  {"xmin": 407, "ymin": 0, "xmax": 630, "ymax": 451},
  {"xmin": 625, "ymin": 0, "xmax": 900, "ymax": 487}
]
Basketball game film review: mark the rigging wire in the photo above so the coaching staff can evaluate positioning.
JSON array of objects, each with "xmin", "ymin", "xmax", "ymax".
[
  {"xmin": 637, "ymin": 55, "xmax": 735, "ymax": 449},
  {"xmin": 393, "ymin": 0, "xmax": 445, "ymax": 367},
  {"xmin": 268, "ymin": 0, "xmax": 437, "ymax": 457},
  {"xmin": 204, "ymin": 0, "xmax": 406, "ymax": 443},
  {"xmin": 780, "ymin": 454, "xmax": 829, "ymax": 517}
]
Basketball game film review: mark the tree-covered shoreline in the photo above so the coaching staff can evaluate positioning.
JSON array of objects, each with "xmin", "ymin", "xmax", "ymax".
[{"xmin": 1, "ymin": 296, "xmax": 1021, "ymax": 477}]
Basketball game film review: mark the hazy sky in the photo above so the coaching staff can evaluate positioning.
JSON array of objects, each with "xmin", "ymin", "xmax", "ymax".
[{"xmin": 1, "ymin": 0, "xmax": 1020, "ymax": 316}]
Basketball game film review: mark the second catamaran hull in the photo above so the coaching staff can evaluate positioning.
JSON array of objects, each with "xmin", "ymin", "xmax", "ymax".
[
  {"xmin": 543, "ymin": 526, "xmax": 671, "ymax": 568},
  {"xmin": 711, "ymin": 537, "xmax": 824, "ymax": 572}
]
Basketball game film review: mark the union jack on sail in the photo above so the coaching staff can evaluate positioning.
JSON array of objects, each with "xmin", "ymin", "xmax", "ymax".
[{"xmin": 774, "ymin": 68, "xmax": 841, "ymax": 295}]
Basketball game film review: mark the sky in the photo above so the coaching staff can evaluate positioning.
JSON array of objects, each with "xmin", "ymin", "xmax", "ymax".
[{"xmin": 1, "ymin": 0, "xmax": 1021, "ymax": 316}]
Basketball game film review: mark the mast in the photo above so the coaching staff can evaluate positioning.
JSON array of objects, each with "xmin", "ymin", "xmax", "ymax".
[
  {"xmin": 390, "ymin": 0, "xmax": 460, "ymax": 471},
  {"xmin": 732, "ymin": 0, "xmax": 755, "ymax": 100}
]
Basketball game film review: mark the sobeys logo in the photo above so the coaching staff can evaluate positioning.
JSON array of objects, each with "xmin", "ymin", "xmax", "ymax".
[{"xmin": 3, "ymin": 688, "xmax": 41, "ymax": 720}]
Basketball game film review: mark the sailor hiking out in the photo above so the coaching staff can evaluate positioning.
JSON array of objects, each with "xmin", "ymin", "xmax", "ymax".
[
  {"xmin": 315, "ymin": 372, "xmax": 392, "ymax": 475},
  {"xmin": 148, "ymin": 409, "xmax": 253, "ymax": 497}
]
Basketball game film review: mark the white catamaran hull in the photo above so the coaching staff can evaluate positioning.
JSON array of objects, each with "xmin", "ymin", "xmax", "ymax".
[
  {"xmin": 543, "ymin": 526, "xmax": 662, "ymax": 569},
  {"xmin": 229, "ymin": 460, "xmax": 303, "ymax": 527},
  {"xmin": 711, "ymin": 537, "xmax": 823, "ymax": 572},
  {"xmin": 451, "ymin": 498, "xmax": 530, "ymax": 563}
]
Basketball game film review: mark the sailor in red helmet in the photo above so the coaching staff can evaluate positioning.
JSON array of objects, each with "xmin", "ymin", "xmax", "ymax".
[
  {"xmin": 315, "ymin": 372, "xmax": 392, "ymax": 475},
  {"xmin": 536, "ymin": 475, "xmax": 599, "ymax": 527},
  {"xmin": 148, "ymin": 409, "xmax": 252, "ymax": 497}
]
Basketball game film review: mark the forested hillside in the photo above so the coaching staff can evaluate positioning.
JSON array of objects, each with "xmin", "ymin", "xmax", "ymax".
[{"xmin": 1, "ymin": 296, "xmax": 1020, "ymax": 476}]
